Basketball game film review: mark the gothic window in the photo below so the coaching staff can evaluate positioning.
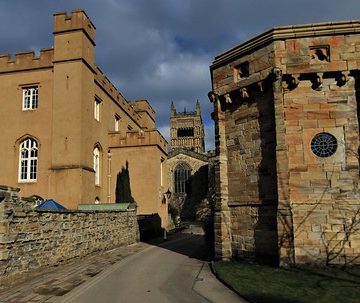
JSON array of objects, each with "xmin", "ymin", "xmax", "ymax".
[
  {"xmin": 93, "ymin": 146, "xmax": 101, "ymax": 185},
  {"xmin": 22, "ymin": 87, "xmax": 38, "ymax": 110},
  {"xmin": 19, "ymin": 138, "xmax": 38, "ymax": 182},
  {"xmin": 174, "ymin": 163, "xmax": 191, "ymax": 193}
]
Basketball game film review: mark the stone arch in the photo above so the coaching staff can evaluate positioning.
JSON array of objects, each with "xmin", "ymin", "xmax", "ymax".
[{"xmin": 14, "ymin": 133, "xmax": 40, "ymax": 148}]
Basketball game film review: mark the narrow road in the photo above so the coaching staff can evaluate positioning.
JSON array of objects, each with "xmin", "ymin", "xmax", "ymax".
[{"xmin": 59, "ymin": 231, "xmax": 243, "ymax": 303}]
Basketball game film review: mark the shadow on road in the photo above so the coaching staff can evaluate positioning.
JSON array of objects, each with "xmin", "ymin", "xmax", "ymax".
[{"xmin": 143, "ymin": 229, "xmax": 211, "ymax": 262}]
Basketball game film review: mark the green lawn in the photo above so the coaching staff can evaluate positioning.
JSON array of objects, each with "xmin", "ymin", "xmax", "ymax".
[{"xmin": 212, "ymin": 261, "xmax": 360, "ymax": 303}]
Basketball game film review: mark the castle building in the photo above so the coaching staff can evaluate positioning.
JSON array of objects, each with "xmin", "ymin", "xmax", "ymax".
[
  {"xmin": 0, "ymin": 10, "xmax": 168, "ymax": 226},
  {"xmin": 210, "ymin": 21, "xmax": 360, "ymax": 265},
  {"xmin": 166, "ymin": 101, "xmax": 210, "ymax": 219}
]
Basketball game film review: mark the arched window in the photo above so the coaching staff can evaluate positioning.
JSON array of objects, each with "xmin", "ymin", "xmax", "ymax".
[
  {"xmin": 174, "ymin": 163, "xmax": 191, "ymax": 193},
  {"xmin": 19, "ymin": 138, "xmax": 38, "ymax": 181},
  {"xmin": 93, "ymin": 146, "xmax": 100, "ymax": 185}
]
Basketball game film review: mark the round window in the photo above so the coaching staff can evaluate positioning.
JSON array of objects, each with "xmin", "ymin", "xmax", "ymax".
[{"xmin": 310, "ymin": 132, "xmax": 337, "ymax": 157}]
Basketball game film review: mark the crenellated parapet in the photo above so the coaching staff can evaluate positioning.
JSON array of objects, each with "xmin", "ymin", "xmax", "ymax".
[
  {"xmin": 95, "ymin": 67, "xmax": 158, "ymax": 130},
  {"xmin": 132, "ymin": 99, "xmax": 156, "ymax": 129},
  {"xmin": 0, "ymin": 48, "xmax": 54, "ymax": 73},
  {"xmin": 94, "ymin": 66, "xmax": 142, "ymax": 125},
  {"xmin": 133, "ymin": 100, "xmax": 156, "ymax": 121},
  {"xmin": 54, "ymin": 10, "xmax": 96, "ymax": 45},
  {"xmin": 108, "ymin": 129, "xmax": 167, "ymax": 153}
]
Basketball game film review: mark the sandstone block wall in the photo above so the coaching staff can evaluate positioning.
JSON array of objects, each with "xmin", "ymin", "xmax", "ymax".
[
  {"xmin": 292, "ymin": 200, "xmax": 360, "ymax": 265},
  {"xmin": 210, "ymin": 22, "xmax": 360, "ymax": 266},
  {"xmin": 0, "ymin": 186, "xmax": 139, "ymax": 285},
  {"xmin": 224, "ymin": 88, "xmax": 279, "ymax": 263},
  {"xmin": 211, "ymin": 39, "xmax": 281, "ymax": 263},
  {"xmin": 280, "ymin": 35, "xmax": 360, "ymax": 265}
]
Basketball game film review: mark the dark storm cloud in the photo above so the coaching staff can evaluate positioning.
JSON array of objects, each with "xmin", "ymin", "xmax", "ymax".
[{"xmin": 1, "ymin": 0, "xmax": 360, "ymax": 150}]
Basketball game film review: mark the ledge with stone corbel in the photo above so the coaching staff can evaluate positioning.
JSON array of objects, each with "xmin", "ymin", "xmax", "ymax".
[
  {"xmin": 208, "ymin": 67, "xmax": 282, "ymax": 111},
  {"xmin": 208, "ymin": 68, "xmax": 360, "ymax": 114},
  {"xmin": 282, "ymin": 70, "xmax": 354, "ymax": 91}
]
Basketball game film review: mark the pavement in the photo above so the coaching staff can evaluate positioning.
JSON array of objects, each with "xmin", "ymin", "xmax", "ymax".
[
  {"xmin": 0, "ymin": 242, "xmax": 149, "ymax": 303},
  {"xmin": 0, "ymin": 228, "xmax": 246, "ymax": 303}
]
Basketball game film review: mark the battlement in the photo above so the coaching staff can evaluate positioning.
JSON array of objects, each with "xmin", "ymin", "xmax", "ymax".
[
  {"xmin": 54, "ymin": 10, "xmax": 96, "ymax": 45},
  {"xmin": 173, "ymin": 110, "xmax": 197, "ymax": 117},
  {"xmin": 94, "ymin": 66, "xmax": 142, "ymax": 125},
  {"xmin": 133, "ymin": 100, "xmax": 156, "ymax": 121},
  {"xmin": 0, "ymin": 48, "xmax": 54, "ymax": 73},
  {"xmin": 109, "ymin": 129, "xmax": 168, "ymax": 153}
]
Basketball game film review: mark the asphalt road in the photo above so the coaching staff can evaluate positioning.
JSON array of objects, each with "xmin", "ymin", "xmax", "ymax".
[{"xmin": 59, "ymin": 232, "xmax": 242, "ymax": 303}]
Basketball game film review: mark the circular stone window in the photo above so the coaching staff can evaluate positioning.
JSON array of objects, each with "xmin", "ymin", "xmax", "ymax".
[{"xmin": 310, "ymin": 132, "xmax": 337, "ymax": 157}]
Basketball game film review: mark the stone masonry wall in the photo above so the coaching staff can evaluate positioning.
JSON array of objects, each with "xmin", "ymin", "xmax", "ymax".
[
  {"xmin": 211, "ymin": 41, "xmax": 279, "ymax": 262},
  {"xmin": 0, "ymin": 186, "xmax": 139, "ymax": 285},
  {"xmin": 211, "ymin": 23, "xmax": 360, "ymax": 266},
  {"xmin": 225, "ymin": 89, "xmax": 279, "ymax": 263},
  {"xmin": 280, "ymin": 35, "xmax": 360, "ymax": 265}
]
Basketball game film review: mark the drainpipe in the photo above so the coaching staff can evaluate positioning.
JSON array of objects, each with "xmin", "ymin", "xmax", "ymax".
[{"xmin": 107, "ymin": 150, "xmax": 112, "ymax": 203}]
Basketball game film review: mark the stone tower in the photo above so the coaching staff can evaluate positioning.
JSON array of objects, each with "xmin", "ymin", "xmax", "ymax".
[
  {"xmin": 210, "ymin": 21, "xmax": 360, "ymax": 266},
  {"xmin": 170, "ymin": 101, "xmax": 205, "ymax": 153}
]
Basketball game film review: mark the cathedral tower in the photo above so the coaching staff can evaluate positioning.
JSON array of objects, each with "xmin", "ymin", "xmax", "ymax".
[{"xmin": 170, "ymin": 101, "xmax": 205, "ymax": 153}]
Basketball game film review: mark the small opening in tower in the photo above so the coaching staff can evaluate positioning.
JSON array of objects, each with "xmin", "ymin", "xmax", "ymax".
[
  {"xmin": 234, "ymin": 62, "xmax": 249, "ymax": 82},
  {"xmin": 310, "ymin": 45, "xmax": 330, "ymax": 62},
  {"xmin": 177, "ymin": 127, "xmax": 194, "ymax": 137}
]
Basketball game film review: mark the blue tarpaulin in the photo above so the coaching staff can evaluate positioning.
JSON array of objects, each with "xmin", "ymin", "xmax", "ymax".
[{"xmin": 36, "ymin": 199, "xmax": 67, "ymax": 211}]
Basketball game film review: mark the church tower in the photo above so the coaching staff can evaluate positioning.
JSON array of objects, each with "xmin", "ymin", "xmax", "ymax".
[{"xmin": 170, "ymin": 100, "xmax": 205, "ymax": 153}]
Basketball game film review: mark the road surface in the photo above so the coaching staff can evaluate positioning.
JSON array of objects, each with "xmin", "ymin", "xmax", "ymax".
[{"xmin": 59, "ymin": 231, "xmax": 243, "ymax": 303}]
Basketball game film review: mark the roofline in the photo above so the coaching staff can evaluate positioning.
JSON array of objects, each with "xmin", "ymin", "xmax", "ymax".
[
  {"xmin": 168, "ymin": 148, "xmax": 208, "ymax": 162},
  {"xmin": 211, "ymin": 20, "xmax": 360, "ymax": 69}
]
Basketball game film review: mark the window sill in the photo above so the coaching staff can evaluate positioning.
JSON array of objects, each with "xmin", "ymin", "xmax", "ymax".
[{"xmin": 18, "ymin": 180, "xmax": 37, "ymax": 184}]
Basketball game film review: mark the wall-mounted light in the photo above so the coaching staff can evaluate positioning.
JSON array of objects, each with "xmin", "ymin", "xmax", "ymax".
[
  {"xmin": 162, "ymin": 189, "xmax": 172, "ymax": 204},
  {"xmin": 165, "ymin": 189, "xmax": 172, "ymax": 200}
]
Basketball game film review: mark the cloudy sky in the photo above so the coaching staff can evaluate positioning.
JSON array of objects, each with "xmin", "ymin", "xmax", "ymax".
[{"xmin": 1, "ymin": 0, "xmax": 360, "ymax": 150}]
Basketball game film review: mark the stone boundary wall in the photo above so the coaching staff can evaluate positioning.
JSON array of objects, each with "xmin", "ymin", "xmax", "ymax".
[{"xmin": 0, "ymin": 186, "xmax": 139, "ymax": 285}]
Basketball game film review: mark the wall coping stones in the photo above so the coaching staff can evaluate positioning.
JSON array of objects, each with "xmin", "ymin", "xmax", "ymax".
[
  {"xmin": 0, "ymin": 185, "xmax": 20, "ymax": 192},
  {"xmin": 211, "ymin": 20, "xmax": 360, "ymax": 68},
  {"xmin": 77, "ymin": 203, "xmax": 131, "ymax": 211}
]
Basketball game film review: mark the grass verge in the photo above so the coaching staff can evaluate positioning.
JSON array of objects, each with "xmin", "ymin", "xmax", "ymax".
[{"xmin": 212, "ymin": 260, "xmax": 360, "ymax": 303}]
